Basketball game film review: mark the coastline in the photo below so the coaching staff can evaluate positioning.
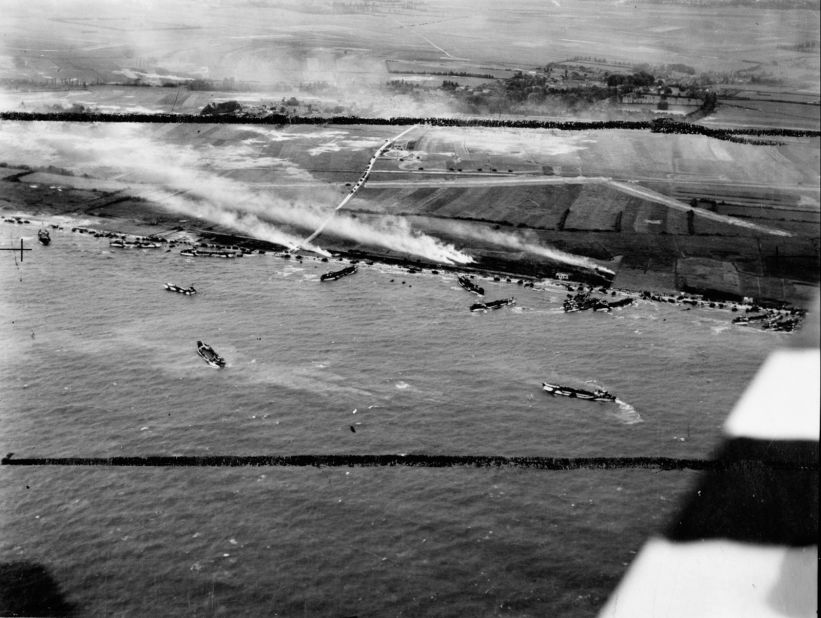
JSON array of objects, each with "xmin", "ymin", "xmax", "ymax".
[
  {"xmin": 2, "ymin": 206, "xmax": 809, "ymax": 333},
  {"xmin": 2, "ymin": 117, "xmax": 818, "ymax": 309},
  {"xmin": 1, "ymin": 157, "xmax": 815, "ymax": 318}
]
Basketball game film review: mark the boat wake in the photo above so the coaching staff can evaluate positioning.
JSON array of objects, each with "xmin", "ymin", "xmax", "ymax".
[
  {"xmin": 610, "ymin": 399, "xmax": 643, "ymax": 424},
  {"xmin": 710, "ymin": 323, "xmax": 731, "ymax": 335},
  {"xmin": 237, "ymin": 361, "xmax": 376, "ymax": 398}
]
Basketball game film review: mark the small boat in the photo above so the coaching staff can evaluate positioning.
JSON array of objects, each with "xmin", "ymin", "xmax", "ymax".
[
  {"xmin": 458, "ymin": 275, "xmax": 484, "ymax": 296},
  {"xmin": 164, "ymin": 282, "xmax": 197, "ymax": 295},
  {"xmin": 320, "ymin": 264, "xmax": 358, "ymax": 282},
  {"xmin": 196, "ymin": 341, "xmax": 225, "ymax": 368},
  {"xmin": 470, "ymin": 297, "xmax": 516, "ymax": 312},
  {"xmin": 38, "ymin": 229, "xmax": 51, "ymax": 246},
  {"xmin": 542, "ymin": 382, "xmax": 616, "ymax": 402}
]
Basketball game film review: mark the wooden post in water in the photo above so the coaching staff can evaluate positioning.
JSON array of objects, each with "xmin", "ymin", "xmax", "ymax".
[{"xmin": 0, "ymin": 239, "xmax": 31, "ymax": 261}]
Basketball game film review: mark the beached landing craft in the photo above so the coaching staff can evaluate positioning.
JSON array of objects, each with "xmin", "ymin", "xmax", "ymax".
[
  {"xmin": 563, "ymin": 290, "xmax": 611, "ymax": 312},
  {"xmin": 196, "ymin": 341, "xmax": 225, "ymax": 368},
  {"xmin": 37, "ymin": 229, "xmax": 50, "ymax": 246},
  {"xmin": 164, "ymin": 283, "xmax": 197, "ymax": 295},
  {"xmin": 458, "ymin": 275, "xmax": 485, "ymax": 296},
  {"xmin": 180, "ymin": 248, "xmax": 240, "ymax": 258},
  {"xmin": 542, "ymin": 382, "xmax": 616, "ymax": 402},
  {"xmin": 110, "ymin": 239, "xmax": 161, "ymax": 249},
  {"xmin": 470, "ymin": 298, "xmax": 516, "ymax": 312},
  {"xmin": 320, "ymin": 264, "xmax": 358, "ymax": 282}
]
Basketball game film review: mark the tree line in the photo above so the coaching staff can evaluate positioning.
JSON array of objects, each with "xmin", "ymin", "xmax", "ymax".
[{"xmin": 3, "ymin": 111, "xmax": 818, "ymax": 141}]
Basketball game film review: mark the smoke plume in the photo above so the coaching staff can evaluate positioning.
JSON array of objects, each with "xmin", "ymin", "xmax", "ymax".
[
  {"xmin": 433, "ymin": 220, "xmax": 614, "ymax": 274},
  {"xmin": 0, "ymin": 122, "xmax": 472, "ymax": 264}
]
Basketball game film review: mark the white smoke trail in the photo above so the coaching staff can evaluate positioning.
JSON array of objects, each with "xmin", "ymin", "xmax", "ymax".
[
  {"xmin": 145, "ymin": 187, "xmax": 472, "ymax": 264},
  {"xmin": 433, "ymin": 220, "xmax": 614, "ymax": 274},
  {"xmin": 138, "ymin": 188, "xmax": 330, "ymax": 255},
  {"xmin": 0, "ymin": 122, "xmax": 473, "ymax": 264}
]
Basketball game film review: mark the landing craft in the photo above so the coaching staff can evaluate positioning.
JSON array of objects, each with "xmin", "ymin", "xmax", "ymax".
[
  {"xmin": 458, "ymin": 275, "xmax": 484, "ymax": 296},
  {"xmin": 542, "ymin": 382, "xmax": 616, "ymax": 402},
  {"xmin": 320, "ymin": 264, "xmax": 357, "ymax": 282},
  {"xmin": 196, "ymin": 341, "xmax": 225, "ymax": 368},
  {"xmin": 470, "ymin": 298, "xmax": 516, "ymax": 312},
  {"xmin": 164, "ymin": 282, "xmax": 197, "ymax": 295},
  {"xmin": 37, "ymin": 229, "xmax": 50, "ymax": 246},
  {"xmin": 179, "ymin": 248, "xmax": 240, "ymax": 258},
  {"xmin": 110, "ymin": 239, "xmax": 160, "ymax": 249},
  {"xmin": 563, "ymin": 290, "xmax": 612, "ymax": 312}
]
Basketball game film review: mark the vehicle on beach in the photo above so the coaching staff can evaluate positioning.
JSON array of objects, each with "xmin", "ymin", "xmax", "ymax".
[
  {"xmin": 458, "ymin": 275, "xmax": 484, "ymax": 296},
  {"xmin": 164, "ymin": 283, "xmax": 197, "ymax": 295},
  {"xmin": 542, "ymin": 382, "xmax": 616, "ymax": 402},
  {"xmin": 470, "ymin": 297, "xmax": 516, "ymax": 312},
  {"xmin": 320, "ymin": 264, "xmax": 358, "ymax": 281},
  {"xmin": 196, "ymin": 341, "xmax": 225, "ymax": 368},
  {"xmin": 37, "ymin": 229, "xmax": 50, "ymax": 246}
]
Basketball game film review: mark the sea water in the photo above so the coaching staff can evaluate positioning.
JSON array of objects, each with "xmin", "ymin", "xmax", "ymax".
[{"xmin": 0, "ymin": 222, "xmax": 784, "ymax": 616}]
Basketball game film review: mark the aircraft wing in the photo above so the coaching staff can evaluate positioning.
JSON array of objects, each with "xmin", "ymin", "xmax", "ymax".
[{"xmin": 599, "ymin": 300, "xmax": 819, "ymax": 617}]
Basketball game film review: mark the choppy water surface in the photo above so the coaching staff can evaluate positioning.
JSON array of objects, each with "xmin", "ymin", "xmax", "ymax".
[{"xmin": 1, "ymin": 223, "xmax": 785, "ymax": 616}]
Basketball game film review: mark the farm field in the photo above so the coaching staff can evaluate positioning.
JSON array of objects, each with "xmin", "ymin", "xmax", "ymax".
[
  {"xmin": 703, "ymin": 100, "xmax": 820, "ymax": 131},
  {"xmin": 98, "ymin": 123, "xmax": 818, "ymax": 238},
  {"xmin": 2, "ymin": 0, "xmax": 818, "ymax": 117}
]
